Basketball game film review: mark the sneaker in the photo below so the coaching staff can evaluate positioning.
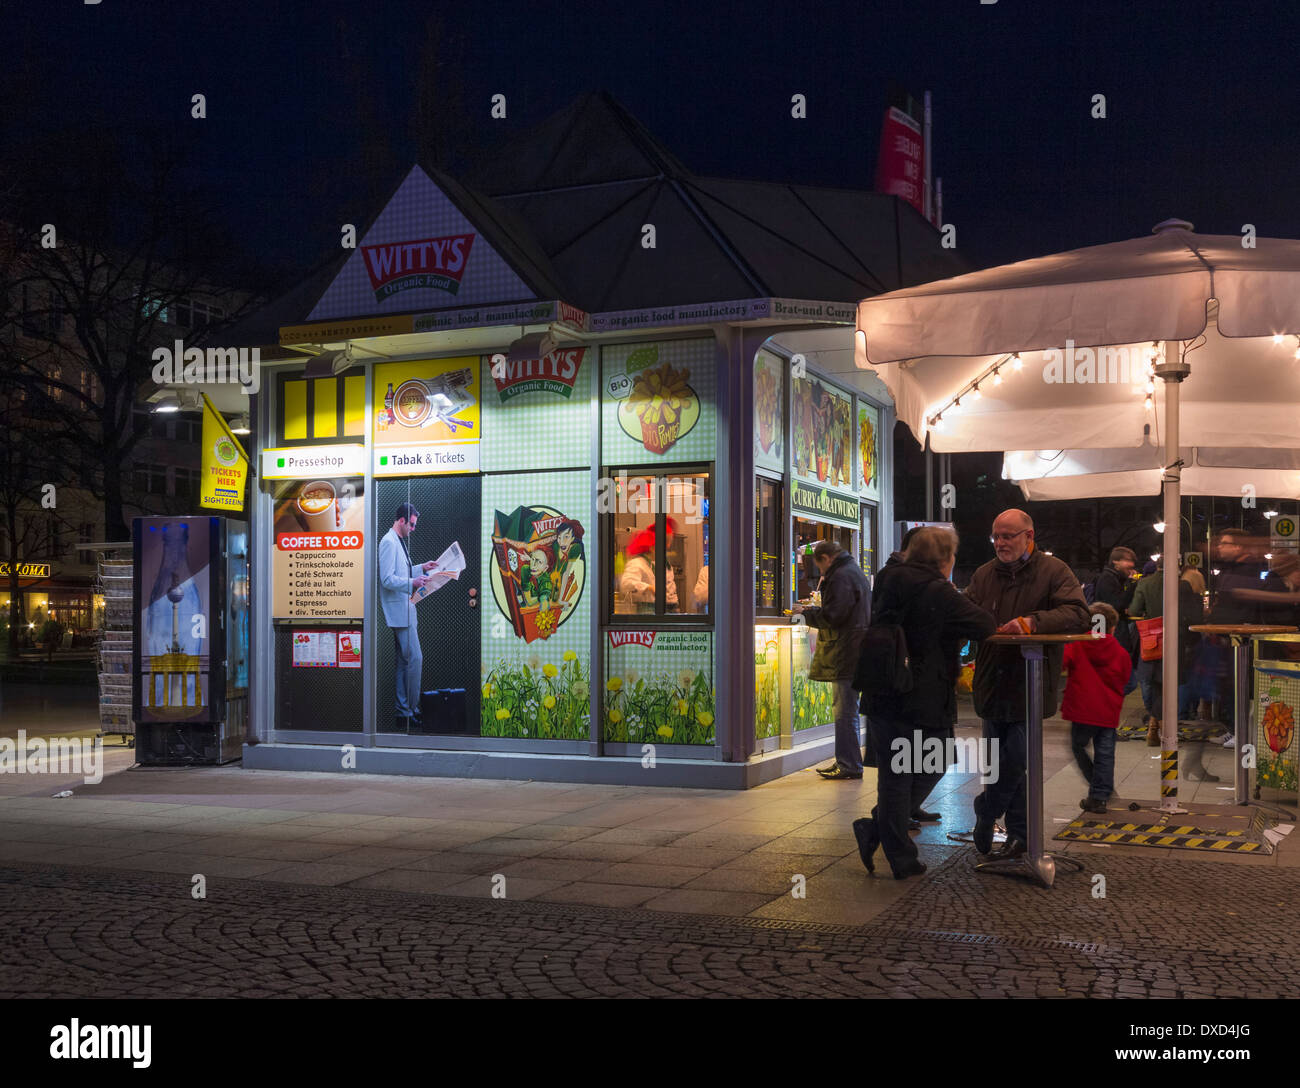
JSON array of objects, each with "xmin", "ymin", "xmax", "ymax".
[
  {"xmin": 1079, "ymin": 797, "xmax": 1107, "ymax": 814},
  {"xmin": 1221, "ymin": 734, "xmax": 1237, "ymax": 748}
]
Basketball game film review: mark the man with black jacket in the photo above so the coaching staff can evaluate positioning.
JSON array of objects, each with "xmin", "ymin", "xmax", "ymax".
[
  {"xmin": 794, "ymin": 540, "xmax": 872, "ymax": 780},
  {"xmin": 965, "ymin": 510, "xmax": 1091, "ymax": 859},
  {"xmin": 1094, "ymin": 546, "xmax": 1138, "ymax": 612}
]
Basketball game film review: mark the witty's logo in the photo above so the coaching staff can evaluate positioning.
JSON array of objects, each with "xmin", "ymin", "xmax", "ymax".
[
  {"xmin": 362, "ymin": 234, "xmax": 475, "ymax": 302},
  {"xmin": 608, "ymin": 631, "xmax": 655, "ymax": 649},
  {"xmin": 492, "ymin": 348, "xmax": 586, "ymax": 401}
]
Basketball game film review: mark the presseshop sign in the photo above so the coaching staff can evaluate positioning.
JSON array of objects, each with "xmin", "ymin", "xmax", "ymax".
[{"xmin": 261, "ymin": 445, "xmax": 366, "ymax": 480}]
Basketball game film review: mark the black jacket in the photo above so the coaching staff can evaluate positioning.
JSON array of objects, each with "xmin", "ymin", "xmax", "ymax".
[
  {"xmin": 1211, "ymin": 558, "xmax": 1267, "ymax": 624},
  {"xmin": 801, "ymin": 553, "xmax": 872, "ymax": 681},
  {"xmin": 1094, "ymin": 563, "xmax": 1136, "ymax": 614},
  {"xmin": 861, "ymin": 560, "xmax": 996, "ymax": 730},
  {"xmin": 965, "ymin": 548, "xmax": 1091, "ymax": 722}
]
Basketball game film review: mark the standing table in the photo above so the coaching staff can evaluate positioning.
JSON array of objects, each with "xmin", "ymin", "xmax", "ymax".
[
  {"xmin": 1189, "ymin": 625, "xmax": 1296, "ymax": 806},
  {"xmin": 974, "ymin": 633, "xmax": 1096, "ymax": 889}
]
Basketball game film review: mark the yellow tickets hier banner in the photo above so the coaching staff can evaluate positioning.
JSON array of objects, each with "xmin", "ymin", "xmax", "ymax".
[{"xmin": 200, "ymin": 393, "xmax": 249, "ymax": 511}]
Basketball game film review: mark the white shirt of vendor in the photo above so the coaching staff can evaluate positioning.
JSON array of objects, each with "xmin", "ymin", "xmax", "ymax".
[{"xmin": 620, "ymin": 554, "xmax": 678, "ymax": 606}]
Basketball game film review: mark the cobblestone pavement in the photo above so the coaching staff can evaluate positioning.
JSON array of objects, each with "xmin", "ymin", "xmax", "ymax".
[{"xmin": 3, "ymin": 850, "xmax": 1295, "ymax": 998}]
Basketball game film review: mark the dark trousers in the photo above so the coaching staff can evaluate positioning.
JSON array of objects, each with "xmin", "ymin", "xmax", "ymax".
[
  {"xmin": 1137, "ymin": 657, "xmax": 1162, "ymax": 719},
  {"xmin": 832, "ymin": 681, "xmax": 864, "ymax": 773},
  {"xmin": 868, "ymin": 717, "xmax": 945, "ymax": 874},
  {"xmin": 975, "ymin": 718, "xmax": 1027, "ymax": 843},
  {"xmin": 1070, "ymin": 722, "xmax": 1117, "ymax": 800}
]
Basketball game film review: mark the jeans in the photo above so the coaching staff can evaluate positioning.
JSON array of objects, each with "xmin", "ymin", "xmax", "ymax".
[
  {"xmin": 867, "ymin": 717, "xmax": 945, "ymax": 873},
  {"xmin": 1137, "ymin": 658, "xmax": 1162, "ymax": 718},
  {"xmin": 1070, "ymin": 723, "xmax": 1117, "ymax": 800},
  {"xmin": 392, "ymin": 625, "xmax": 423, "ymax": 718},
  {"xmin": 975, "ymin": 718, "xmax": 1027, "ymax": 844},
  {"xmin": 832, "ymin": 681, "xmax": 864, "ymax": 773}
]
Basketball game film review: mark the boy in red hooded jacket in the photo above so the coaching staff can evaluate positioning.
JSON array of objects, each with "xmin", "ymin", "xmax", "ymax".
[{"xmin": 1061, "ymin": 602, "xmax": 1133, "ymax": 813}]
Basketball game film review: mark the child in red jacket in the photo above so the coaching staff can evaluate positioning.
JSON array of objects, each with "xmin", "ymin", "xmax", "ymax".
[{"xmin": 1061, "ymin": 602, "xmax": 1133, "ymax": 813}]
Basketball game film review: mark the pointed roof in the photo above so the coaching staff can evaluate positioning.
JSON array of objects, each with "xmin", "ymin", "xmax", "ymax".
[
  {"xmin": 228, "ymin": 92, "xmax": 964, "ymax": 345},
  {"xmin": 462, "ymin": 92, "xmax": 964, "ymax": 314}
]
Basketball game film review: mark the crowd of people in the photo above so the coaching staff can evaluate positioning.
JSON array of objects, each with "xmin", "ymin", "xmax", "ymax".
[{"xmin": 798, "ymin": 509, "xmax": 1300, "ymax": 881}]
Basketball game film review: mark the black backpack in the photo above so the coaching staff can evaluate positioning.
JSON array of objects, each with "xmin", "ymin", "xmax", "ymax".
[{"xmin": 852, "ymin": 580, "xmax": 940, "ymax": 695}]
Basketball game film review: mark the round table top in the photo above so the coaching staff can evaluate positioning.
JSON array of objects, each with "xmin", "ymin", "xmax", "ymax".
[
  {"xmin": 985, "ymin": 632, "xmax": 1098, "ymax": 644},
  {"xmin": 1189, "ymin": 624, "xmax": 1298, "ymax": 635}
]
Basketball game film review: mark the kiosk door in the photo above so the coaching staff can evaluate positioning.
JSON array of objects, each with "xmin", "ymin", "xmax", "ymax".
[{"xmin": 376, "ymin": 476, "xmax": 481, "ymax": 736}]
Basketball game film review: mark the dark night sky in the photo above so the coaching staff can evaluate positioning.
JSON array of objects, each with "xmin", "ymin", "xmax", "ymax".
[{"xmin": 10, "ymin": 0, "xmax": 1300, "ymax": 284}]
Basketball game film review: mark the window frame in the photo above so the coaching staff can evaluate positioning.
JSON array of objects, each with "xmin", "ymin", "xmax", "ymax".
[{"xmin": 603, "ymin": 461, "xmax": 713, "ymax": 627}]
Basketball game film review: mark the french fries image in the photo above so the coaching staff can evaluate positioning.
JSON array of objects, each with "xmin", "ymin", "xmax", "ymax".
[{"xmin": 628, "ymin": 363, "xmax": 695, "ymax": 453}]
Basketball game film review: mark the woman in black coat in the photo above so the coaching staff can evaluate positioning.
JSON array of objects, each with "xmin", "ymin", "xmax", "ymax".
[{"xmin": 854, "ymin": 527, "xmax": 996, "ymax": 879}]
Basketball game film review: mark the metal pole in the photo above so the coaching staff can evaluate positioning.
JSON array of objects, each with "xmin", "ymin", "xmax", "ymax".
[
  {"xmin": 1158, "ymin": 340, "xmax": 1188, "ymax": 814},
  {"xmin": 1023, "ymin": 645, "xmax": 1052, "ymax": 886},
  {"xmin": 1234, "ymin": 637, "xmax": 1250, "ymax": 804}
]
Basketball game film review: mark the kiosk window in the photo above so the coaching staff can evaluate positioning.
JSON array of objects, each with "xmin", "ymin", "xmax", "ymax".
[
  {"xmin": 609, "ymin": 469, "xmax": 711, "ymax": 620},
  {"xmin": 756, "ymin": 477, "xmax": 782, "ymax": 615}
]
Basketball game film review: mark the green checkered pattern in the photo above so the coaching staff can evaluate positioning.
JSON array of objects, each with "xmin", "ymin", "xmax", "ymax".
[
  {"xmin": 604, "ymin": 631, "xmax": 715, "ymax": 745},
  {"xmin": 601, "ymin": 339, "xmax": 717, "ymax": 465},
  {"xmin": 479, "ymin": 471, "xmax": 592, "ymax": 740},
  {"xmin": 791, "ymin": 625, "xmax": 835, "ymax": 731},
  {"xmin": 754, "ymin": 349, "xmax": 785, "ymax": 474},
  {"xmin": 480, "ymin": 351, "xmax": 594, "ymax": 471}
]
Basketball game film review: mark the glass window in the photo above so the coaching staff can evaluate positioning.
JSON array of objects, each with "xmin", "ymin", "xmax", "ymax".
[
  {"xmin": 860, "ymin": 502, "xmax": 878, "ymax": 578},
  {"xmin": 756, "ymin": 477, "xmax": 783, "ymax": 615},
  {"xmin": 609, "ymin": 468, "xmax": 711, "ymax": 620},
  {"xmin": 792, "ymin": 517, "xmax": 853, "ymax": 605}
]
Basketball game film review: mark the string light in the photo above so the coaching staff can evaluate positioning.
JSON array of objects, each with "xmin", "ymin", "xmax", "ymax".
[
  {"xmin": 1145, "ymin": 379, "xmax": 1155, "ymax": 394},
  {"xmin": 1144, "ymin": 395, "xmax": 1153, "ymax": 411},
  {"xmin": 972, "ymin": 384, "xmax": 982, "ymax": 400},
  {"xmin": 1011, "ymin": 353, "xmax": 1023, "ymax": 371},
  {"xmin": 992, "ymin": 369, "xmax": 1003, "ymax": 386},
  {"xmin": 1274, "ymin": 334, "xmax": 1284, "ymax": 345}
]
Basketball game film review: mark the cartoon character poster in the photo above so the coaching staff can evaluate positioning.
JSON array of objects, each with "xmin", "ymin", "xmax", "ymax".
[
  {"xmin": 490, "ymin": 505, "xmax": 586, "ymax": 643},
  {"xmin": 754, "ymin": 350, "xmax": 784, "ymax": 473}
]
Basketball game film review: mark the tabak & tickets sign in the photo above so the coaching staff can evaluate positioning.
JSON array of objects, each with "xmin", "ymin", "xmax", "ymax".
[
  {"xmin": 491, "ymin": 347, "xmax": 586, "ymax": 402},
  {"xmin": 362, "ymin": 234, "xmax": 476, "ymax": 303},
  {"xmin": 374, "ymin": 357, "xmax": 481, "ymax": 475},
  {"xmin": 489, "ymin": 505, "xmax": 586, "ymax": 643}
]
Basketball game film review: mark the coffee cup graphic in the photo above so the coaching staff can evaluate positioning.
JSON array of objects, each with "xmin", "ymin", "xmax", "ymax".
[{"xmin": 296, "ymin": 480, "xmax": 337, "ymax": 532}]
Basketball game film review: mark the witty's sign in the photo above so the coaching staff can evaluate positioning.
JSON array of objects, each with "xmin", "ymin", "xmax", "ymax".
[
  {"xmin": 362, "ymin": 234, "xmax": 475, "ymax": 303},
  {"xmin": 492, "ymin": 348, "xmax": 586, "ymax": 402},
  {"xmin": 791, "ymin": 480, "xmax": 859, "ymax": 526}
]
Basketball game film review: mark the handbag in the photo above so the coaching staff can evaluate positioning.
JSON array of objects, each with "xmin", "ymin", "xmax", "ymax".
[{"xmin": 1136, "ymin": 616, "xmax": 1163, "ymax": 661}]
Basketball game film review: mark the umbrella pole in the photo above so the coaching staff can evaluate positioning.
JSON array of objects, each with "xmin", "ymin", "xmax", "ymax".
[{"xmin": 1158, "ymin": 339, "xmax": 1189, "ymax": 814}]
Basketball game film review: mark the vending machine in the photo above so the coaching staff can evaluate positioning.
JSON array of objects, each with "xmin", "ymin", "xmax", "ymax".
[{"xmin": 132, "ymin": 516, "xmax": 250, "ymax": 765}]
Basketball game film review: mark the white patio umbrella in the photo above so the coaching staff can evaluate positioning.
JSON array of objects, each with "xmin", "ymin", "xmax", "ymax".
[
  {"xmin": 856, "ymin": 219, "xmax": 1300, "ymax": 811},
  {"xmin": 1004, "ymin": 446, "xmax": 1300, "ymax": 502}
]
